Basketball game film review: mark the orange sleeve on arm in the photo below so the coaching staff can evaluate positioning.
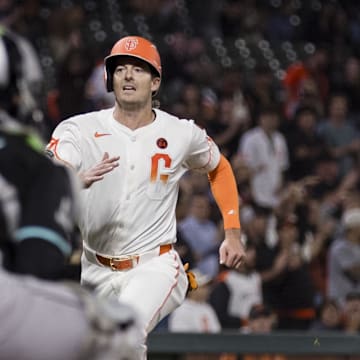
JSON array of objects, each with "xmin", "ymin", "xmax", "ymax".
[{"xmin": 208, "ymin": 154, "xmax": 241, "ymax": 230}]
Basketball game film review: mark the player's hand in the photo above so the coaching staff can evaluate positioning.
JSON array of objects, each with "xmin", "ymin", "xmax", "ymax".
[
  {"xmin": 219, "ymin": 228, "xmax": 246, "ymax": 269},
  {"xmin": 79, "ymin": 152, "xmax": 120, "ymax": 188}
]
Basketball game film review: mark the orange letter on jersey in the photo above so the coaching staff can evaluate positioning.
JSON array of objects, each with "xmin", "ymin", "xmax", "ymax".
[{"xmin": 151, "ymin": 153, "xmax": 171, "ymax": 183}]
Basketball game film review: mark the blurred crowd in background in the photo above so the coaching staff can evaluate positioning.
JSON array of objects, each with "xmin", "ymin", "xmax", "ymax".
[{"xmin": 0, "ymin": 0, "xmax": 359, "ymax": 339}]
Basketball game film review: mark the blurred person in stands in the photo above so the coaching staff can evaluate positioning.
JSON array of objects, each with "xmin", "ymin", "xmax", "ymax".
[
  {"xmin": 178, "ymin": 192, "xmax": 222, "ymax": 279},
  {"xmin": 318, "ymin": 93, "xmax": 360, "ymax": 177},
  {"xmin": 343, "ymin": 292, "xmax": 360, "ymax": 334},
  {"xmin": 243, "ymin": 303, "xmax": 278, "ymax": 334},
  {"xmin": 242, "ymin": 205, "xmax": 274, "ymax": 249},
  {"xmin": 198, "ymin": 87, "xmax": 249, "ymax": 159},
  {"xmin": 162, "ymin": 32, "xmax": 218, "ymax": 85},
  {"xmin": 178, "ymin": 81, "xmax": 201, "ymax": 120},
  {"xmin": 196, "ymin": 88, "xmax": 220, "ymax": 133},
  {"xmin": 230, "ymin": 154, "xmax": 253, "ymax": 211},
  {"xmin": 238, "ymin": 106, "xmax": 289, "ymax": 209},
  {"xmin": 282, "ymin": 46, "xmax": 329, "ymax": 120},
  {"xmin": 333, "ymin": 56, "xmax": 360, "ymax": 124},
  {"xmin": 54, "ymin": 47, "xmax": 94, "ymax": 121},
  {"xmin": 169, "ymin": 269, "xmax": 221, "ymax": 333},
  {"xmin": 46, "ymin": 4, "xmax": 85, "ymax": 63},
  {"xmin": 310, "ymin": 153, "xmax": 343, "ymax": 219},
  {"xmin": 293, "ymin": 77, "xmax": 324, "ymax": 124},
  {"xmin": 249, "ymin": 192, "xmax": 322, "ymax": 330},
  {"xmin": 275, "ymin": 180, "xmax": 336, "ymax": 305},
  {"xmin": 267, "ymin": 215, "xmax": 316, "ymax": 330},
  {"xmin": 328, "ymin": 208, "xmax": 360, "ymax": 305},
  {"xmin": 286, "ymin": 106, "xmax": 327, "ymax": 181},
  {"xmin": 303, "ymin": 1, "xmax": 349, "ymax": 45},
  {"xmin": 218, "ymin": 0, "xmax": 250, "ymax": 38},
  {"xmin": 243, "ymin": 65, "xmax": 281, "ymax": 125},
  {"xmin": 338, "ymin": 161, "xmax": 360, "ymax": 200},
  {"xmin": 265, "ymin": 0, "xmax": 301, "ymax": 44},
  {"xmin": 241, "ymin": 304, "xmax": 285, "ymax": 360},
  {"xmin": 220, "ymin": 304, "xmax": 284, "ymax": 360},
  {"xmin": 209, "ymin": 240, "xmax": 262, "ymax": 329},
  {"xmin": 85, "ymin": 60, "xmax": 115, "ymax": 111},
  {"xmin": 310, "ymin": 297, "xmax": 344, "ymax": 332},
  {"xmin": 177, "ymin": 171, "xmax": 211, "ymax": 222},
  {"xmin": 214, "ymin": 93, "xmax": 249, "ymax": 159}
]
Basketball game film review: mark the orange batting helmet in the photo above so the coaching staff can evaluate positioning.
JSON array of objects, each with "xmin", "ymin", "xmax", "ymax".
[{"xmin": 104, "ymin": 36, "xmax": 162, "ymax": 92}]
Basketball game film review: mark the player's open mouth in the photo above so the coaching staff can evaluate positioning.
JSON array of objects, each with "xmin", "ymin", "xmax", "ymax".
[{"xmin": 123, "ymin": 85, "xmax": 136, "ymax": 92}]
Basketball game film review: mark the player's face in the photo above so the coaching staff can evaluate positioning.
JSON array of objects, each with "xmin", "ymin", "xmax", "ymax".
[{"xmin": 112, "ymin": 57, "xmax": 160, "ymax": 108}]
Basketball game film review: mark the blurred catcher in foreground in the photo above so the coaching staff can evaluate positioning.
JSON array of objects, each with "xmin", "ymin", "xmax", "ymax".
[{"xmin": 0, "ymin": 25, "xmax": 142, "ymax": 359}]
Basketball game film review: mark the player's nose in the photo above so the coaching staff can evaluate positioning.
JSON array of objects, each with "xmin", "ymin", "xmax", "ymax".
[{"xmin": 124, "ymin": 67, "xmax": 134, "ymax": 80}]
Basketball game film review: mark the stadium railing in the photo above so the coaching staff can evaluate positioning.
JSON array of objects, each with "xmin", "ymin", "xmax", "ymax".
[{"xmin": 148, "ymin": 331, "xmax": 360, "ymax": 359}]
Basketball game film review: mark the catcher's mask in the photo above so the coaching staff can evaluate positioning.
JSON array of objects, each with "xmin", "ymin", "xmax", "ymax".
[{"xmin": 104, "ymin": 36, "xmax": 161, "ymax": 95}]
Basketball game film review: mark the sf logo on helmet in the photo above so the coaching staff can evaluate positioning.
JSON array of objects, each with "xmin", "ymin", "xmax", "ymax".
[{"xmin": 125, "ymin": 38, "xmax": 138, "ymax": 51}]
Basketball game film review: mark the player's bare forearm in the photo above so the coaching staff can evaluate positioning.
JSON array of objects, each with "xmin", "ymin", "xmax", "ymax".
[
  {"xmin": 219, "ymin": 228, "xmax": 246, "ymax": 269},
  {"xmin": 78, "ymin": 152, "xmax": 120, "ymax": 188}
]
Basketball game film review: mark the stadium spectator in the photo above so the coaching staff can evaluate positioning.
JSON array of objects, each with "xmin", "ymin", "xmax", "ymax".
[
  {"xmin": 318, "ymin": 93, "xmax": 360, "ymax": 177},
  {"xmin": 211, "ymin": 94, "xmax": 248, "ymax": 158},
  {"xmin": 282, "ymin": 47, "xmax": 329, "ymax": 120},
  {"xmin": 310, "ymin": 298, "xmax": 344, "ymax": 332},
  {"xmin": 209, "ymin": 240, "xmax": 262, "ymax": 329},
  {"xmin": 342, "ymin": 292, "xmax": 360, "ymax": 334},
  {"xmin": 221, "ymin": 304, "xmax": 285, "ymax": 360},
  {"xmin": 328, "ymin": 207, "xmax": 360, "ymax": 305},
  {"xmin": 332, "ymin": 56, "xmax": 360, "ymax": 124},
  {"xmin": 277, "ymin": 216, "xmax": 317, "ymax": 329},
  {"xmin": 243, "ymin": 65, "xmax": 281, "ymax": 125},
  {"xmin": 286, "ymin": 106, "xmax": 327, "ymax": 180},
  {"xmin": 169, "ymin": 269, "xmax": 221, "ymax": 333},
  {"xmin": 243, "ymin": 303, "xmax": 278, "ymax": 334},
  {"xmin": 178, "ymin": 192, "xmax": 222, "ymax": 279},
  {"xmin": 238, "ymin": 106, "xmax": 289, "ymax": 209},
  {"xmin": 84, "ymin": 61, "xmax": 115, "ymax": 111}
]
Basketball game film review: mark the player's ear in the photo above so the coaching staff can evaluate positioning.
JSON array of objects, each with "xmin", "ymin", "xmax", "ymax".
[{"xmin": 151, "ymin": 77, "xmax": 160, "ymax": 94}]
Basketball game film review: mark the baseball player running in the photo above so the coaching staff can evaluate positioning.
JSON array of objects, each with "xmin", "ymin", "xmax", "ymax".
[{"xmin": 46, "ymin": 35, "xmax": 246, "ymax": 359}]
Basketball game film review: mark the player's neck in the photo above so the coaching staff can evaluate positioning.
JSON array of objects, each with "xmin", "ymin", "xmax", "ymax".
[{"xmin": 113, "ymin": 106, "xmax": 155, "ymax": 130}]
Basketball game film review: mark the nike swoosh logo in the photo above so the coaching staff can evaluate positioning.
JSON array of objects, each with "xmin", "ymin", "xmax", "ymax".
[{"xmin": 94, "ymin": 132, "xmax": 111, "ymax": 138}]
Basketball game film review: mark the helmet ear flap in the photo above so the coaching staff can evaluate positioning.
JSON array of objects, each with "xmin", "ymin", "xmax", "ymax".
[{"xmin": 104, "ymin": 59, "xmax": 115, "ymax": 92}]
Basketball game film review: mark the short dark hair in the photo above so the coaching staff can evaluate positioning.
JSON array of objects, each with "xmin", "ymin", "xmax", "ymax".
[
  {"xmin": 257, "ymin": 105, "xmax": 280, "ymax": 120},
  {"xmin": 294, "ymin": 105, "xmax": 319, "ymax": 120}
]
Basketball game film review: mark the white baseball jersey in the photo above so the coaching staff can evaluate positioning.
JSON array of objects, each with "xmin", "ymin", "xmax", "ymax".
[
  {"xmin": 47, "ymin": 107, "xmax": 221, "ymax": 256},
  {"xmin": 168, "ymin": 298, "xmax": 221, "ymax": 333},
  {"xmin": 224, "ymin": 270, "xmax": 262, "ymax": 319},
  {"xmin": 239, "ymin": 127, "xmax": 289, "ymax": 207}
]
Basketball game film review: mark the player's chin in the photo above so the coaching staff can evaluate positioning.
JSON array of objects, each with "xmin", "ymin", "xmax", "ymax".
[{"xmin": 118, "ymin": 97, "xmax": 143, "ymax": 108}]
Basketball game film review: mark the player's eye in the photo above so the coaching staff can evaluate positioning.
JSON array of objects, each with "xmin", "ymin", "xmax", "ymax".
[{"xmin": 115, "ymin": 66, "xmax": 125, "ymax": 73}]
